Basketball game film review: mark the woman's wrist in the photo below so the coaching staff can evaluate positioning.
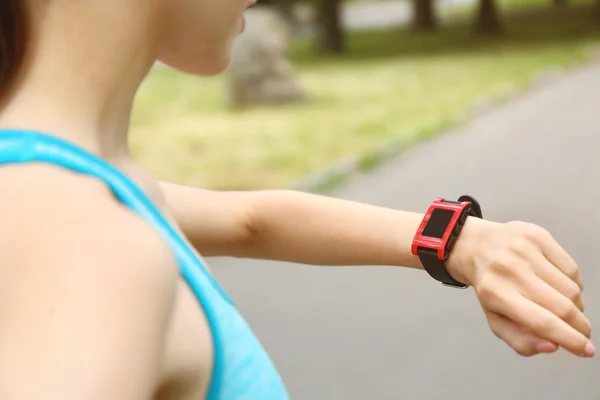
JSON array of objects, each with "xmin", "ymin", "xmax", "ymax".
[{"xmin": 446, "ymin": 216, "xmax": 496, "ymax": 286}]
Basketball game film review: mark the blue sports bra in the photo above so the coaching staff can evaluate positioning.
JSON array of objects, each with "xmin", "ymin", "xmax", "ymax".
[{"xmin": 0, "ymin": 129, "xmax": 290, "ymax": 400}]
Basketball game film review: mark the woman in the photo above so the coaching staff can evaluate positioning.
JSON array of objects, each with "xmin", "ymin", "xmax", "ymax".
[{"xmin": 0, "ymin": 1, "xmax": 594, "ymax": 399}]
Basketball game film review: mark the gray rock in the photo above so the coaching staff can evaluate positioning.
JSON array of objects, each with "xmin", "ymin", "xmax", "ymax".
[{"xmin": 226, "ymin": 6, "xmax": 308, "ymax": 108}]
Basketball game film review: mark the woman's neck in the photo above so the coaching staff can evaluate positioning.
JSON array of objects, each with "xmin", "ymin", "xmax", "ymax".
[{"xmin": 0, "ymin": 1, "xmax": 161, "ymax": 160}]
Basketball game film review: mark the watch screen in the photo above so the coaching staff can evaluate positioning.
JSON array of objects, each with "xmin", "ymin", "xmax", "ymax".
[{"xmin": 422, "ymin": 208, "xmax": 455, "ymax": 239}]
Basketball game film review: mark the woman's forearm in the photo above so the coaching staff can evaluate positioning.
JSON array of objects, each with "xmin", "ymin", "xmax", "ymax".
[
  {"xmin": 240, "ymin": 190, "xmax": 427, "ymax": 269},
  {"xmin": 161, "ymin": 184, "xmax": 480, "ymax": 281}
]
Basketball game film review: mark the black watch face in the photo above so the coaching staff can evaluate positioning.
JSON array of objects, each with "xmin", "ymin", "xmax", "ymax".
[{"xmin": 422, "ymin": 208, "xmax": 455, "ymax": 239}]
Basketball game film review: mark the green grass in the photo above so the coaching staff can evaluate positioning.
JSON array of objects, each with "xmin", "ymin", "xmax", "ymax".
[{"xmin": 130, "ymin": 3, "xmax": 600, "ymax": 190}]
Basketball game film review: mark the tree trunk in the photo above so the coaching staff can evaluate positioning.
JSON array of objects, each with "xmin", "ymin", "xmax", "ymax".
[
  {"xmin": 475, "ymin": 0, "xmax": 503, "ymax": 35},
  {"xmin": 412, "ymin": 0, "xmax": 438, "ymax": 31},
  {"xmin": 316, "ymin": 0, "xmax": 344, "ymax": 54}
]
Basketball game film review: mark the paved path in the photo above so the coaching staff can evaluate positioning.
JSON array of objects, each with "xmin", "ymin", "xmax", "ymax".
[
  {"xmin": 342, "ymin": 0, "xmax": 475, "ymax": 30},
  {"xmin": 291, "ymin": 0, "xmax": 476, "ymax": 36},
  {"xmin": 209, "ymin": 58, "xmax": 600, "ymax": 399}
]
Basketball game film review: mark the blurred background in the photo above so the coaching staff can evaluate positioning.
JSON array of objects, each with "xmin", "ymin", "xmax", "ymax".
[{"xmin": 131, "ymin": 1, "xmax": 600, "ymax": 398}]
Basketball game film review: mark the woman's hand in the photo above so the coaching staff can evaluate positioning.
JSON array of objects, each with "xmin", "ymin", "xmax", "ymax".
[{"xmin": 448, "ymin": 218, "xmax": 594, "ymax": 358}]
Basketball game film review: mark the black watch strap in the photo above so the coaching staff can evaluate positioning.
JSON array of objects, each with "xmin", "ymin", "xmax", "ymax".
[
  {"xmin": 418, "ymin": 195, "xmax": 483, "ymax": 289},
  {"xmin": 418, "ymin": 247, "xmax": 468, "ymax": 288}
]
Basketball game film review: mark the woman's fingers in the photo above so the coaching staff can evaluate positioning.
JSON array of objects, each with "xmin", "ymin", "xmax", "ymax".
[
  {"xmin": 483, "ymin": 287, "xmax": 594, "ymax": 357},
  {"xmin": 527, "ymin": 225, "xmax": 584, "ymax": 290},
  {"xmin": 487, "ymin": 311, "xmax": 558, "ymax": 356},
  {"xmin": 528, "ymin": 250, "xmax": 585, "ymax": 311},
  {"xmin": 520, "ymin": 271, "xmax": 591, "ymax": 338}
]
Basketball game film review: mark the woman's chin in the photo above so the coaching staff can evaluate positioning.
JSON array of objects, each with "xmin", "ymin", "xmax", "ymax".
[
  {"xmin": 239, "ymin": 16, "xmax": 246, "ymax": 34},
  {"xmin": 158, "ymin": 53, "xmax": 231, "ymax": 77}
]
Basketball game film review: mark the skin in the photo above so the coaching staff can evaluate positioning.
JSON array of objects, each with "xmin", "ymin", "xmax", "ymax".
[{"xmin": 0, "ymin": 0, "xmax": 595, "ymax": 399}]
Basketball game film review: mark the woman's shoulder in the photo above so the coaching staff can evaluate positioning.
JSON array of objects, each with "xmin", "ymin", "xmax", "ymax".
[
  {"xmin": 0, "ymin": 163, "xmax": 180, "ymax": 397},
  {"xmin": 0, "ymin": 162, "xmax": 178, "ymax": 282},
  {"xmin": 0, "ymin": 161, "xmax": 137, "ymax": 227}
]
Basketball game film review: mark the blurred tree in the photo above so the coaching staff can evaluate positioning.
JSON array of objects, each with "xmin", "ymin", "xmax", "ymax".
[
  {"xmin": 412, "ymin": 0, "xmax": 438, "ymax": 31},
  {"xmin": 315, "ymin": 0, "xmax": 345, "ymax": 53},
  {"xmin": 475, "ymin": 0, "xmax": 503, "ymax": 34}
]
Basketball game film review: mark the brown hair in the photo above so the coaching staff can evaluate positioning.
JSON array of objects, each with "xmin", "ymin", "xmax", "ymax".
[{"xmin": 0, "ymin": 0, "xmax": 27, "ymax": 97}]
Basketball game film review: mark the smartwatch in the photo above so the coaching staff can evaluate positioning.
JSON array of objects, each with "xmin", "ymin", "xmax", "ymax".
[{"xmin": 411, "ymin": 195, "xmax": 483, "ymax": 289}]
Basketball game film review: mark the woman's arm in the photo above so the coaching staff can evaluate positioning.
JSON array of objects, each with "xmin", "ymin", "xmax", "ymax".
[
  {"xmin": 0, "ymin": 170, "xmax": 178, "ymax": 399},
  {"xmin": 161, "ymin": 183, "xmax": 594, "ymax": 359},
  {"xmin": 160, "ymin": 182, "xmax": 257, "ymax": 257},
  {"xmin": 161, "ymin": 183, "xmax": 423, "ymax": 268},
  {"xmin": 233, "ymin": 190, "xmax": 430, "ymax": 269}
]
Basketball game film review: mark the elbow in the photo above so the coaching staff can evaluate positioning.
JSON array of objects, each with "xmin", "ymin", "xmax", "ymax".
[
  {"xmin": 230, "ymin": 199, "xmax": 258, "ymax": 253},
  {"xmin": 232, "ymin": 194, "xmax": 265, "ymax": 258},
  {"xmin": 231, "ymin": 190, "xmax": 289, "ymax": 259}
]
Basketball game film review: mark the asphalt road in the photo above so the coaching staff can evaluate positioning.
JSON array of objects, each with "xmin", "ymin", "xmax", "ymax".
[
  {"xmin": 209, "ymin": 58, "xmax": 600, "ymax": 399},
  {"xmin": 342, "ymin": 0, "xmax": 475, "ymax": 30}
]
